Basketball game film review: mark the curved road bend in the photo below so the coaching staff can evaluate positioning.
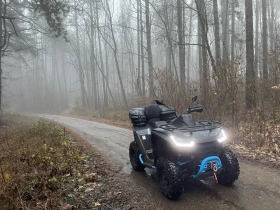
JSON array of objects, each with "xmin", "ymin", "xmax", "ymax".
[{"xmin": 37, "ymin": 114, "xmax": 280, "ymax": 210}]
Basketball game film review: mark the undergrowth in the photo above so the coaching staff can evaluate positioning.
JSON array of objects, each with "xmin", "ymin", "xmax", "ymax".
[{"xmin": 0, "ymin": 120, "xmax": 83, "ymax": 209}]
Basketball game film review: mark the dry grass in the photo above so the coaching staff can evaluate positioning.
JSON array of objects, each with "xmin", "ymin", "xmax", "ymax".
[
  {"xmin": 63, "ymin": 107, "xmax": 131, "ymax": 129},
  {"xmin": 0, "ymin": 116, "xmax": 88, "ymax": 209}
]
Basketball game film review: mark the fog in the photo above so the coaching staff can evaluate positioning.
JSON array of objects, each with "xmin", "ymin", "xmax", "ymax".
[{"xmin": 1, "ymin": 0, "xmax": 280, "ymax": 115}]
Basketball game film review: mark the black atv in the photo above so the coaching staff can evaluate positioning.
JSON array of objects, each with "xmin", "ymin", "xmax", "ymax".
[{"xmin": 128, "ymin": 97, "xmax": 240, "ymax": 200}]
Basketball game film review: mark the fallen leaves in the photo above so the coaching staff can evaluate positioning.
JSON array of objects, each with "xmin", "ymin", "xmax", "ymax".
[
  {"xmin": 62, "ymin": 204, "xmax": 72, "ymax": 210},
  {"xmin": 271, "ymin": 85, "xmax": 280, "ymax": 90},
  {"xmin": 94, "ymin": 202, "xmax": 101, "ymax": 207},
  {"xmin": 84, "ymin": 173, "xmax": 99, "ymax": 183},
  {"xmin": 85, "ymin": 187, "xmax": 94, "ymax": 193}
]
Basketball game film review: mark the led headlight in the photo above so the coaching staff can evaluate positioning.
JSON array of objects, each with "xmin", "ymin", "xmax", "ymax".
[
  {"xmin": 170, "ymin": 135, "xmax": 195, "ymax": 148},
  {"xmin": 217, "ymin": 129, "xmax": 227, "ymax": 143}
]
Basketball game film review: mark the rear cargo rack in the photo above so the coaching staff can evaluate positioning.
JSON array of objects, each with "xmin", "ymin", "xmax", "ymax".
[{"xmin": 160, "ymin": 121, "xmax": 222, "ymax": 132}]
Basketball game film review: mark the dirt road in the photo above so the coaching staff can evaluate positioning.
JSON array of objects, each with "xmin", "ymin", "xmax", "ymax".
[{"xmin": 37, "ymin": 114, "xmax": 280, "ymax": 210}]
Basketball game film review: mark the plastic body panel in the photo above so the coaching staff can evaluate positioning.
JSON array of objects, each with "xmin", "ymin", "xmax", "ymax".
[
  {"xmin": 133, "ymin": 125, "xmax": 154, "ymax": 167},
  {"xmin": 159, "ymin": 106, "xmax": 177, "ymax": 122}
]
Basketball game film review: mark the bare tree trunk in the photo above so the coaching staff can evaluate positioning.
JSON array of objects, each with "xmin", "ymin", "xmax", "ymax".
[
  {"xmin": 145, "ymin": 0, "xmax": 154, "ymax": 98},
  {"xmin": 245, "ymin": 0, "xmax": 256, "ymax": 108},
  {"xmin": 269, "ymin": 0, "xmax": 275, "ymax": 79},
  {"xmin": 61, "ymin": 50, "xmax": 69, "ymax": 108},
  {"xmin": 52, "ymin": 41, "xmax": 64, "ymax": 111},
  {"xmin": 230, "ymin": 0, "xmax": 237, "ymax": 120},
  {"xmin": 123, "ymin": 26, "xmax": 136, "ymax": 95},
  {"xmin": 83, "ymin": 31, "xmax": 91, "ymax": 106},
  {"xmin": 41, "ymin": 37, "xmax": 52, "ymax": 111},
  {"xmin": 90, "ymin": 0, "xmax": 98, "ymax": 109},
  {"xmin": 186, "ymin": 0, "xmax": 193, "ymax": 93},
  {"xmin": 96, "ymin": 0, "xmax": 108, "ymax": 107},
  {"xmin": 196, "ymin": 0, "xmax": 209, "ymax": 101},
  {"xmin": 75, "ymin": 8, "xmax": 87, "ymax": 107},
  {"xmin": 164, "ymin": 0, "xmax": 172, "ymax": 72},
  {"xmin": 255, "ymin": 0, "xmax": 260, "ymax": 77},
  {"xmin": 95, "ymin": 31, "xmax": 100, "ymax": 108},
  {"xmin": 197, "ymin": 19, "xmax": 202, "ymax": 84},
  {"xmin": 231, "ymin": 0, "xmax": 235, "ymax": 68},
  {"xmin": 140, "ymin": 1, "xmax": 145, "ymax": 97},
  {"xmin": 104, "ymin": 36, "xmax": 112, "ymax": 105},
  {"xmin": 137, "ymin": 0, "xmax": 142, "ymax": 97},
  {"xmin": 105, "ymin": 0, "xmax": 129, "ymax": 109},
  {"xmin": 213, "ymin": 0, "xmax": 222, "ymax": 88},
  {"xmin": 222, "ymin": 0, "xmax": 229, "ymax": 60},
  {"xmin": 150, "ymin": 2, "xmax": 179, "ymax": 83},
  {"xmin": 269, "ymin": 0, "xmax": 274, "ymax": 53},
  {"xmin": 196, "ymin": 0, "xmax": 221, "ymax": 105},
  {"xmin": 0, "ymin": 0, "xmax": 4, "ymax": 118},
  {"xmin": 177, "ymin": 0, "xmax": 186, "ymax": 94},
  {"xmin": 262, "ymin": 0, "xmax": 268, "ymax": 79}
]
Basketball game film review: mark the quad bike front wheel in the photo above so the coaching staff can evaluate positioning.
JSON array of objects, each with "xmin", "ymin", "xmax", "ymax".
[
  {"xmin": 156, "ymin": 157, "xmax": 184, "ymax": 200},
  {"xmin": 217, "ymin": 148, "xmax": 240, "ymax": 185},
  {"xmin": 129, "ymin": 141, "xmax": 145, "ymax": 171}
]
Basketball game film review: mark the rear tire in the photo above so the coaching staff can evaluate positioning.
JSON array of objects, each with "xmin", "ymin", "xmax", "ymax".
[
  {"xmin": 156, "ymin": 157, "xmax": 184, "ymax": 200},
  {"xmin": 129, "ymin": 141, "xmax": 145, "ymax": 171},
  {"xmin": 217, "ymin": 148, "xmax": 240, "ymax": 185}
]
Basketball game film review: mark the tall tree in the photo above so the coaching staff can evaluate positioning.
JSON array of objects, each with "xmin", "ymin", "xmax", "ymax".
[
  {"xmin": 262, "ymin": 0, "xmax": 268, "ymax": 79},
  {"xmin": 222, "ymin": 0, "xmax": 230, "ymax": 60},
  {"xmin": 213, "ymin": 0, "xmax": 222, "ymax": 87},
  {"xmin": 140, "ymin": 0, "xmax": 145, "ymax": 97},
  {"xmin": 196, "ymin": 0, "xmax": 209, "ymax": 101},
  {"xmin": 186, "ymin": 0, "xmax": 194, "ymax": 92},
  {"xmin": 231, "ymin": 0, "xmax": 235, "ymax": 65},
  {"xmin": 0, "ymin": 0, "xmax": 4, "ymax": 117},
  {"xmin": 177, "ymin": 0, "xmax": 186, "ymax": 93},
  {"xmin": 145, "ymin": 0, "xmax": 154, "ymax": 98},
  {"xmin": 136, "ymin": 0, "xmax": 142, "ymax": 97},
  {"xmin": 245, "ymin": 0, "xmax": 256, "ymax": 108},
  {"xmin": 96, "ymin": 0, "xmax": 108, "ymax": 107},
  {"xmin": 104, "ymin": 0, "xmax": 129, "ymax": 109},
  {"xmin": 197, "ymin": 17, "xmax": 202, "ymax": 84},
  {"xmin": 74, "ymin": 7, "xmax": 87, "ymax": 107},
  {"xmin": 269, "ymin": 0, "xmax": 275, "ymax": 78},
  {"xmin": 90, "ymin": 0, "xmax": 98, "ymax": 109},
  {"xmin": 255, "ymin": 0, "xmax": 260, "ymax": 76}
]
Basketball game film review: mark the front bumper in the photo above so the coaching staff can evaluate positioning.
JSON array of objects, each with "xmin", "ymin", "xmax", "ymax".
[{"xmin": 192, "ymin": 156, "xmax": 222, "ymax": 179}]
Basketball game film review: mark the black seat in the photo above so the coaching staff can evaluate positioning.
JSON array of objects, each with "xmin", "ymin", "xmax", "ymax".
[
  {"xmin": 145, "ymin": 104, "xmax": 161, "ymax": 120},
  {"xmin": 145, "ymin": 105, "xmax": 166, "ymax": 128}
]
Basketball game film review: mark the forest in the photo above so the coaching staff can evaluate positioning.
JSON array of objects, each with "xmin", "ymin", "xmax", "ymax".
[
  {"xmin": 1, "ymin": 1, "xmax": 280, "ymax": 209},
  {"xmin": 1, "ymin": 0, "xmax": 280, "ymax": 131}
]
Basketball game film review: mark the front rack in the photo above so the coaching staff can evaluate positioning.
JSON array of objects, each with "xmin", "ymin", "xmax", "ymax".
[{"xmin": 160, "ymin": 120, "xmax": 222, "ymax": 132}]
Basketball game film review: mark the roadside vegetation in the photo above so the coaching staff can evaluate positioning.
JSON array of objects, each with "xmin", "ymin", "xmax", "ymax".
[
  {"xmin": 0, "ymin": 116, "xmax": 85, "ymax": 209},
  {"xmin": 0, "ymin": 115, "xmax": 154, "ymax": 209}
]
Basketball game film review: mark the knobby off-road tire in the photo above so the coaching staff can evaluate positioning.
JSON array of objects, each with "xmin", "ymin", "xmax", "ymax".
[
  {"xmin": 129, "ymin": 141, "xmax": 145, "ymax": 171},
  {"xmin": 217, "ymin": 148, "xmax": 240, "ymax": 185},
  {"xmin": 156, "ymin": 157, "xmax": 184, "ymax": 200}
]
